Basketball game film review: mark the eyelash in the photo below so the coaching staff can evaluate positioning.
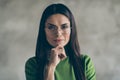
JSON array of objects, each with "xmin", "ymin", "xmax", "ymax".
[
  {"xmin": 48, "ymin": 25, "xmax": 55, "ymax": 30},
  {"xmin": 61, "ymin": 25, "xmax": 69, "ymax": 29},
  {"xmin": 47, "ymin": 25, "xmax": 69, "ymax": 30}
]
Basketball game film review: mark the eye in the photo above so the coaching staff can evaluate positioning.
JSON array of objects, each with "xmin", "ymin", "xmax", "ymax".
[
  {"xmin": 47, "ymin": 25, "xmax": 56, "ymax": 30},
  {"xmin": 61, "ymin": 25, "xmax": 69, "ymax": 30}
]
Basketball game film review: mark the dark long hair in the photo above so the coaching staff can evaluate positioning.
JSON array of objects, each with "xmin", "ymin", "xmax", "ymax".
[{"xmin": 35, "ymin": 3, "xmax": 86, "ymax": 80}]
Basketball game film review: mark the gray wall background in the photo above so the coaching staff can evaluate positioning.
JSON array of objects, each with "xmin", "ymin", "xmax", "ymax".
[{"xmin": 0, "ymin": 0, "xmax": 120, "ymax": 80}]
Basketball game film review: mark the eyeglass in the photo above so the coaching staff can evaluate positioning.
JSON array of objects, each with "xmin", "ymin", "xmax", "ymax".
[{"xmin": 45, "ymin": 23, "xmax": 71, "ymax": 33}]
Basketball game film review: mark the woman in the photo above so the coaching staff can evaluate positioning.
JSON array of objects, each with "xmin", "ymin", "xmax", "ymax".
[{"xmin": 25, "ymin": 3, "xmax": 96, "ymax": 80}]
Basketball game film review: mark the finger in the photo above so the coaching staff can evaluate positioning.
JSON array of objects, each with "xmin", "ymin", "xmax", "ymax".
[
  {"xmin": 51, "ymin": 46, "xmax": 63, "ymax": 54},
  {"xmin": 57, "ymin": 46, "xmax": 64, "ymax": 52},
  {"xmin": 58, "ymin": 54, "xmax": 66, "ymax": 60},
  {"xmin": 51, "ymin": 46, "xmax": 66, "ymax": 58},
  {"xmin": 47, "ymin": 49, "xmax": 56, "ymax": 60},
  {"xmin": 58, "ymin": 54, "xmax": 64, "ymax": 59}
]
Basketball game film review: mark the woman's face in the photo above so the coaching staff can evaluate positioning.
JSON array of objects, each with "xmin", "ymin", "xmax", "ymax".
[{"xmin": 45, "ymin": 14, "xmax": 71, "ymax": 47}]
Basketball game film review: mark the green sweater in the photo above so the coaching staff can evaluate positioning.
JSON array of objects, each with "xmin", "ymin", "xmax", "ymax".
[{"xmin": 25, "ymin": 54, "xmax": 96, "ymax": 80}]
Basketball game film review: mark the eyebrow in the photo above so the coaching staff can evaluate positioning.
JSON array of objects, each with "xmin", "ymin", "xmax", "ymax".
[
  {"xmin": 47, "ymin": 23, "xmax": 69, "ymax": 27},
  {"xmin": 47, "ymin": 23, "xmax": 56, "ymax": 27}
]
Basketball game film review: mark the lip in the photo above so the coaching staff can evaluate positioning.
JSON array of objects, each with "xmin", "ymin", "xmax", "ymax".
[{"xmin": 54, "ymin": 39, "xmax": 63, "ymax": 42}]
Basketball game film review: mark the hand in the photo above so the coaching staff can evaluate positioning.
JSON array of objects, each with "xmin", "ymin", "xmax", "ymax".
[{"xmin": 47, "ymin": 45, "xmax": 67, "ymax": 67}]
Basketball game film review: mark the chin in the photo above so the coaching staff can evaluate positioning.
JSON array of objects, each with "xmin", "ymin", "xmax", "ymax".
[{"xmin": 52, "ymin": 43, "xmax": 65, "ymax": 47}]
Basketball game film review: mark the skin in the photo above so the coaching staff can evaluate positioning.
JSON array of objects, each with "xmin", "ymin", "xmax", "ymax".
[{"xmin": 44, "ymin": 14, "xmax": 71, "ymax": 80}]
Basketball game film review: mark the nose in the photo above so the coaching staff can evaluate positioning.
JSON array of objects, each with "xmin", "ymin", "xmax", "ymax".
[{"xmin": 54, "ymin": 29, "xmax": 62, "ymax": 37}]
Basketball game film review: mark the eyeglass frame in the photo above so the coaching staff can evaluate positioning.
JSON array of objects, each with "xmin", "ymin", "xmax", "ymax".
[{"xmin": 45, "ymin": 23, "xmax": 72, "ymax": 33}]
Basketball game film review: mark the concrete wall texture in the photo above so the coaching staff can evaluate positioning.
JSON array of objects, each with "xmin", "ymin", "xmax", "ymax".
[{"xmin": 0, "ymin": 0, "xmax": 120, "ymax": 80}]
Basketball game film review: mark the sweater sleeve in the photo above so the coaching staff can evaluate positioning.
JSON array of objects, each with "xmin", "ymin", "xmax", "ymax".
[
  {"xmin": 83, "ymin": 55, "xmax": 96, "ymax": 80},
  {"xmin": 25, "ymin": 57, "xmax": 37, "ymax": 80}
]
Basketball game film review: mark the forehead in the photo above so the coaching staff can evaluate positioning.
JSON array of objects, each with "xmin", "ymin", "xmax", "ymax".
[{"xmin": 45, "ymin": 14, "xmax": 70, "ymax": 25}]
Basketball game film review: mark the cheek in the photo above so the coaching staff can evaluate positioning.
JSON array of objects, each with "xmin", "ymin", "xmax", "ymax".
[
  {"xmin": 67, "ymin": 35, "xmax": 71, "ymax": 40},
  {"xmin": 45, "ymin": 32, "xmax": 54, "ymax": 42},
  {"xmin": 46, "ymin": 31, "xmax": 54, "ymax": 43},
  {"xmin": 64, "ymin": 33, "xmax": 71, "ymax": 41}
]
